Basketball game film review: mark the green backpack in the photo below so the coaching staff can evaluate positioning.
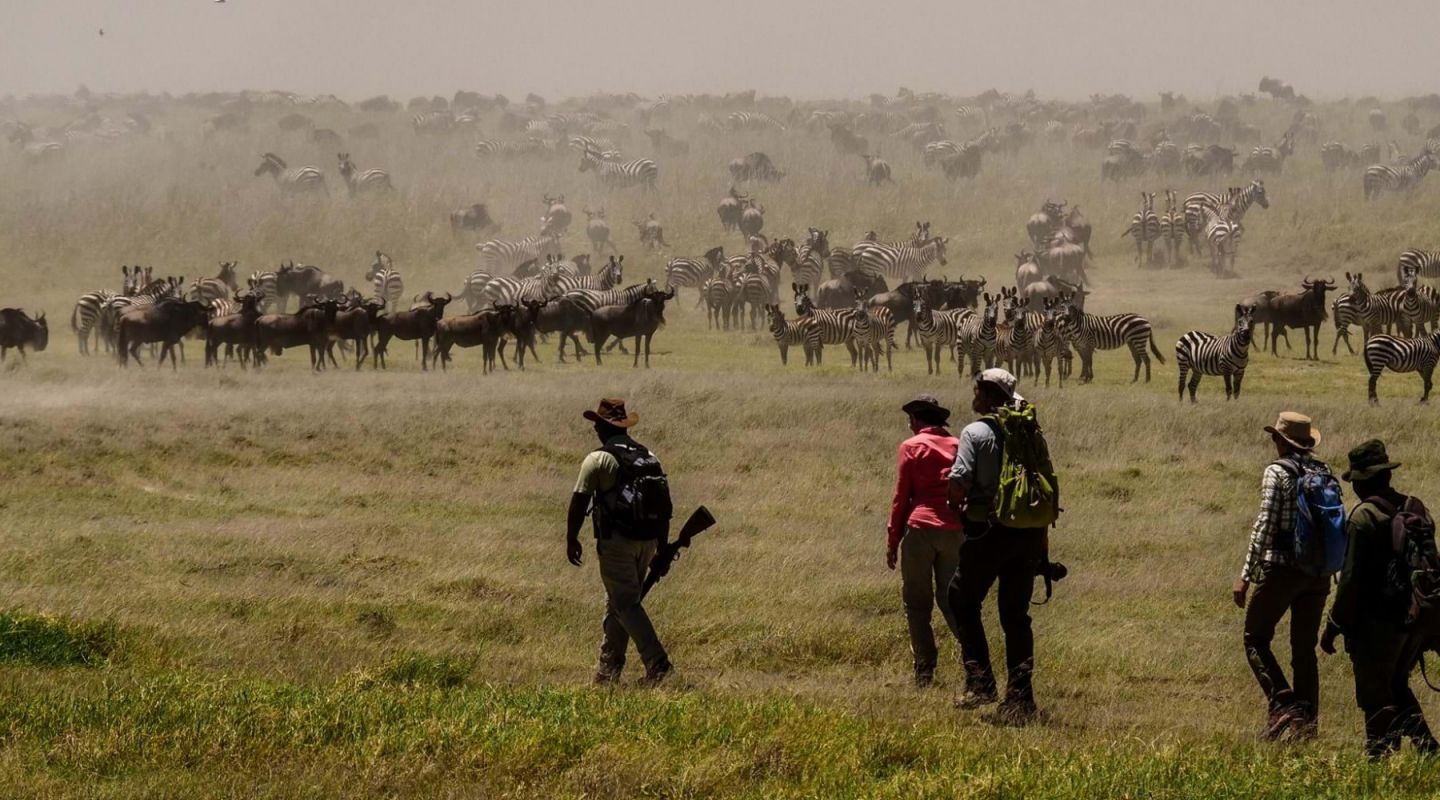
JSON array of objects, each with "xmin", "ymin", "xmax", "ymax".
[{"xmin": 983, "ymin": 404, "xmax": 1059, "ymax": 530}]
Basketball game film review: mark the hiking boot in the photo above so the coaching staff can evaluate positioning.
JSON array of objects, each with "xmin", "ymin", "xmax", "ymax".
[
  {"xmin": 637, "ymin": 658, "xmax": 673, "ymax": 687},
  {"xmin": 994, "ymin": 694, "xmax": 1039, "ymax": 726},
  {"xmin": 955, "ymin": 688, "xmax": 998, "ymax": 710},
  {"xmin": 1263, "ymin": 707, "xmax": 1301, "ymax": 741},
  {"xmin": 593, "ymin": 665, "xmax": 623, "ymax": 686},
  {"xmin": 914, "ymin": 671, "xmax": 935, "ymax": 689}
]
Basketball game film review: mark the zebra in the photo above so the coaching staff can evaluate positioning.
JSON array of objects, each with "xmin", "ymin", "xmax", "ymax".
[
  {"xmin": 1184, "ymin": 180, "xmax": 1268, "ymax": 256},
  {"xmin": 1058, "ymin": 301, "xmax": 1165, "ymax": 383},
  {"xmin": 794, "ymin": 284, "xmax": 869, "ymax": 368},
  {"xmin": 999, "ymin": 291, "xmax": 1040, "ymax": 378},
  {"xmin": 1244, "ymin": 131, "xmax": 1294, "ymax": 174},
  {"xmin": 1202, "ymin": 206, "xmax": 1243, "ymax": 276},
  {"xmin": 458, "ymin": 271, "xmax": 494, "ymax": 312},
  {"xmin": 704, "ymin": 270, "xmax": 740, "ymax": 330},
  {"xmin": 1345, "ymin": 272, "xmax": 1413, "ymax": 340},
  {"xmin": 367, "ymin": 252, "xmax": 403, "ymax": 309},
  {"xmin": 1176, "ymin": 304, "xmax": 1255, "ymax": 402},
  {"xmin": 724, "ymin": 112, "xmax": 785, "ymax": 132},
  {"xmin": 475, "ymin": 138, "xmax": 548, "ymax": 158},
  {"xmin": 188, "ymin": 262, "xmax": 239, "ymax": 304},
  {"xmin": 852, "ymin": 235, "xmax": 948, "ymax": 282},
  {"xmin": 1122, "ymin": 192, "xmax": 1161, "ymax": 267},
  {"xmin": 567, "ymin": 135, "xmax": 619, "ymax": 156},
  {"xmin": 562, "ymin": 281, "xmax": 653, "ymax": 317},
  {"xmin": 1332, "ymin": 292, "xmax": 1361, "ymax": 355},
  {"xmin": 665, "ymin": 246, "xmax": 726, "ymax": 303},
  {"xmin": 1398, "ymin": 250, "xmax": 1440, "ymax": 283},
  {"xmin": 412, "ymin": 111, "xmax": 455, "ymax": 134},
  {"xmin": 337, "ymin": 153, "xmax": 393, "ymax": 195},
  {"xmin": 793, "ymin": 229, "xmax": 829, "ymax": 287},
  {"xmin": 253, "ymin": 153, "xmax": 326, "ymax": 194},
  {"xmin": 70, "ymin": 289, "xmax": 115, "ymax": 355},
  {"xmin": 861, "ymin": 302, "xmax": 898, "ymax": 372},
  {"xmin": 955, "ymin": 294, "xmax": 1001, "ymax": 377},
  {"xmin": 735, "ymin": 262, "xmax": 778, "ymax": 330},
  {"xmin": 766, "ymin": 304, "xmax": 821, "ymax": 365},
  {"xmin": 248, "ymin": 270, "xmax": 278, "ymax": 311},
  {"xmin": 551, "ymin": 255, "xmax": 623, "ymax": 294},
  {"xmin": 1160, "ymin": 189, "xmax": 1186, "ymax": 265},
  {"xmin": 578, "ymin": 147, "xmax": 658, "ymax": 190},
  {"xmin": 1365, "ymin": 331, "xmax": 1440, "ymax": 404},
  {"xmin": 861, "ymin": 154, "xmax": 893, "ymax": 185},
  {"xmin": 1035, "ymin": 299, "xmax": 1072, "ymax": 388},
  {"xmin": 1364, "ymin": 150, "xmax": 1438, "ymax": 200},
  {"xmin": 476, "ymin": 231, "xmax": 563, "ymax": 274},
  {"xmin": 478, "ymin": 274, "xmax": 560, "ymax": 308},
  {"xmin": 911, "ymin": 297, "xmax": 971, "ymax": 375}
]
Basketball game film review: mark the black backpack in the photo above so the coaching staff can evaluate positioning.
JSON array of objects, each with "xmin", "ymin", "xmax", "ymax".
[
  {"xmin": 593, "ymin": 439, "xmax": 673, "ymax": 540},
  {"xmin": 1367, "ymin": 495, "xmax": 1440, "ymax": 633}
]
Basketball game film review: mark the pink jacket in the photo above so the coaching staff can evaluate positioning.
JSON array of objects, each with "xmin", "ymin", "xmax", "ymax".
[{"xmin": 887, "ymin": 427, "xmax": 964, "ymax": 548}]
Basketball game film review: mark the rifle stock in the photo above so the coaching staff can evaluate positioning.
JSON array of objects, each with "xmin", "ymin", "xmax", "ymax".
[{"xmin": 641, "ymin": 506, "xmax": 714, "ymax": 598}]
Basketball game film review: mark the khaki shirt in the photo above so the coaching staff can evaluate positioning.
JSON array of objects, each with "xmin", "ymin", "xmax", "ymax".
[{"xmin": 573, "ymin": 434, "xmax": 634, "ymax": 495}]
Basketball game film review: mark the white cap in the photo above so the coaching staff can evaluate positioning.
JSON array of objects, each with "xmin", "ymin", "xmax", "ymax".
[{"xmin": 975, "ymin": 368, "xmax": 1022, "ymax": 402}]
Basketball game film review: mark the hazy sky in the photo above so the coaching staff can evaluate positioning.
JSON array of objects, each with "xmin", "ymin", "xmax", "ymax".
[{"xmin": 4, "ymin": 1, "xmax": 1436, "ymax": 102}]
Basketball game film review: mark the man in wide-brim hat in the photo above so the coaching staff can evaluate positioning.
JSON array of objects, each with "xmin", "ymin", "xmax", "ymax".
[
  {"xmin": 887, "ymin": 393, "xmax": 965, "ymax": 688},
  {"xmin": 566, "ymin": 398, "xmax": 673, "ymax": 686},
  {"xmin": 1323, "ymin": 440, "xmax": 1439, "ymax": 757},
  {"xmin": 1234, "ymin": 411, "xmax": 1334, "ymax": 741}
]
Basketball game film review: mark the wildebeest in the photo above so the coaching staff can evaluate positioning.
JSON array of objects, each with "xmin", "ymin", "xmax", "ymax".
[
  {"xmin": 739, "ymin": 199, "xmax": 765, "ymax": 242},
  {"xmin": 861, "ymin": 154, "xmax": 893, "ymax": 185},
  {"xmin": 542, "ymin": 194, "xmax": 571, "ymax": 234},
  {"xmin": 819, "ymin": 270, "xmax": 889, "ymax": 310},
  {"xmin": 325, "ymin": 294, "xmax": 387, "ymax": 370},
  {"xmin": 116, "ymin": 299, "xmax": 209, "ymax": 368},
  {"xmin": 450, "ymin": 203, "xmax": 496, "ymax": 237},
  {"xmin": 585, "ymin": 207, "xmax": 612, "ymax": 254},
  {"xmin": 1021, "ymin": 275, "xmax": 1087, "ymax": 310},
  {"xmin": 634, "ymin": 214, "xmax": 667, "ymax": 249},
  {"xmin": 1263, "ymin": 278, "xmax": 1337, "ymax": 359},
  {"xmin": 527, "ymin": 296, "xmax": 591, "ymax": 362},
  {"xmin": 374, "ymin": 293, "xmax": 451, "ymax": 369},
  {"xmin": 254, "ymin": 298, "xmax": 342, "ymax": 370},
  {"xmin": 0, "ymin": 308, "xmax": 48, "ymax": 362},
  {"xmin": 717, "ymin": 188, "xmax": 746, "ymax": 232},
  {"xmin": 275, "ymin": 262, "xmax": 344, "ymax": 311},
  {"xmin": 729, "ymin": 152, "xmax": 784, "ymax": 182},
  {"xmin": 204, "ymin": 293, "xmax": 262, "ymax": 368},
  {"xmin": 1015, "ymin": 252, "xmax": 1042, "ymax": 289},
  {"xmin": 590, "ymin": 284, "xmax": 673, "ymax": 367},
  {"xmin": 432, "ymin": 304, "xmax": 509, "ymax": 373}
]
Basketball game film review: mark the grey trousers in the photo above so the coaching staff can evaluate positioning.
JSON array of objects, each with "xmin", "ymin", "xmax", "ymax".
[
  {"xmin": 596, "ymin": 536, "xmax": 668, "ymax": 675},
  {"xmin": 900, "ymin": 526, "xmax": 965, "ymax": 675}
]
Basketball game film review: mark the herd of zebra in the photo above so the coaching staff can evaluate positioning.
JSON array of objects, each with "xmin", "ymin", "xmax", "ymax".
[{"xmin": 1121, "ymin": 179, "xmax": 1270, "ymax": 275}]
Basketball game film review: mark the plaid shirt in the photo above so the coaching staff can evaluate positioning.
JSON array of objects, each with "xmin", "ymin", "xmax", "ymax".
[{"xmin": 1240, "ymin": 460, "xmax": 1305, "ymax": 582}]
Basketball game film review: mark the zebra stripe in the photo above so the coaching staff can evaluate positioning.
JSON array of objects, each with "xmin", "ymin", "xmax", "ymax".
[
  {"xmin": 725, "ymin": 112, "xmax": 785, "ymax": 132},
  {"xmin": 563, "ymin": 282, "xmax": 652, "ymax": 317},
  {"xmin": 475, "ymin": 138, "xmax": 548, "ymax": 157},
  {"xmin": 795, "ymin": 290, "xmax": 869, "ymax": 367},
  {"xmin": 1398, "ymin": 250, "xmax": 1440, "ymax": 282},
  {"xmin": 71, "ymin": 290, "xmax": 114, "ymax": 355},
  {"xmin": 578, "ymin": 149, "xmax": 658, "ymax": 190},
  {"xmin": 766, "ymin": 304, "xmax": 821, "ymax": 365},
  {"xmin": 412, "ymin": 111, "xmax": 455, "ymax": 134},
  {"xmin": 478, "ymin": 275, "xmax": 558, "ymax": 308},
  {"xmin": 1184, "ymin": 180, "xmax": 1267, "ymax": 254},
  {"xmin": 852, "ymin": 236, "xmax": 948, "ymax": 281},
  {"xmin": 1364, "ymin": 332, "xmax": 1440, "ymax": 403},
  {"xmin": 1202, "ymin": 207, "xmax": 1242, "ymax": 276},
  {"xmin": 1364, "ymin": 152, "xmax": 1437, "ymax": 200},
  {"xmin": 1176, "ymin": 308, "xmax": 1254, "ymax": 401},
  {"xmin": 248, "ymin": 271, "xmax": 278, "ymax": 311},
  {"xmin": 551, "ymin": 259, "xmax": 623, "ymax": 294},
  {"xmin": 1060, "ymin": 305, "xmax": 1164, "ymax": 383},
  {"xmin": 476, "ymin": 232, "xmax": 563, "ymax": 274},
  {"xmin": 254, "ymin": 154, "xmax": 326, "ymax": 194},
  {"xmin": 370, "ymin": 268, "xmax": 404, "ymax": 310},
  {"xmin": 339, "ymin": 155, "xmax": 393, "ymax": 195}
]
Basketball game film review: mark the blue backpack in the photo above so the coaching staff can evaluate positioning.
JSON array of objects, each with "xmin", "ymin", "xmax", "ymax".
[{"xmin": 1277, "ymin": 459, "xmax": 1347, "ymax": 576}]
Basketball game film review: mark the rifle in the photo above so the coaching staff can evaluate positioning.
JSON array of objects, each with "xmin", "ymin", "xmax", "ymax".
[{"xmin": 641, "ymin": 506, "xmax": 715, "ymax": 598}]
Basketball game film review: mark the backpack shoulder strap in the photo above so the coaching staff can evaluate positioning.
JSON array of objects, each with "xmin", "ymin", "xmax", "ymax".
[
  {"xmin": 1272, "ymin": 458, "xmax": 1300, "ymax": 477},
  {"xmin": 1365, "ymin": 495, "xmax": 1399, "ymax": 517}
]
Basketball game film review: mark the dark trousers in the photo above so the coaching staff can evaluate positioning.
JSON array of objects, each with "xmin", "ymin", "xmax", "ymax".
[
  {"xmin": 1348, "ymin": 628, "xmax": 1437, "ymax": 757},
  {"xmin": 1242, "ymin": 563, "xmax": 1330, "ymax": 716},
  {"xmin": 947, "ymin": 523, "xmax": 1045, "ymax": 698}
]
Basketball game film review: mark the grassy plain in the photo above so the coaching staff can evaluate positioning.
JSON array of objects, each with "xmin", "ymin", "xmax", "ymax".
[{"xmin": 4, "ymin": 95, "xmax": 1440, "ymax": 797}]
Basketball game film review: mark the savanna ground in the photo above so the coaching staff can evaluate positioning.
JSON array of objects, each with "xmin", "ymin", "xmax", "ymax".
[{"xmin": 4, "ymin": 93, "xmax": 1440, "ymax": 798}]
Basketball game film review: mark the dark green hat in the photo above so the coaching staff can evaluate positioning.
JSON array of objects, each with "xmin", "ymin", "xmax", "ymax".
[{"xmin": 1342, "ymin": 439, "xmax": 1402, "ymax": 482}]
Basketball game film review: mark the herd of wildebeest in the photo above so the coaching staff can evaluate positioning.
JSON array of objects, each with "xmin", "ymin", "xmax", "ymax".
[{"xmin": 5, "ymin": 79, "xmax": 1440, "ymax": 403}]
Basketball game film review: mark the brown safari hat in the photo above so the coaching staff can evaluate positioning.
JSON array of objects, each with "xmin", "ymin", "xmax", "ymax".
[
  {"xmin": 1264, "ymin": 411, "xmax": 1319, "ymax": 452},
  {"xmin": 583, "ymin": 398, "xmax": 638, "ymax": 428},
  {"xmin": 1342, "ymin": 439, "xmax": 1402, "ymax": 482}
]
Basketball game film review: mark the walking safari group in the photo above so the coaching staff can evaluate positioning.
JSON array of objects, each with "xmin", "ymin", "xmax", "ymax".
[{"xmin": 563, "ymin": 374, "xmax": 1440, "ymax": 757}]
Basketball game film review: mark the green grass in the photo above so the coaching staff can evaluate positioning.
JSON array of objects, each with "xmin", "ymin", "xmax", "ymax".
[{"xmin": 5, "ymin": 91, "xmax": 1440, "ymax": 796}]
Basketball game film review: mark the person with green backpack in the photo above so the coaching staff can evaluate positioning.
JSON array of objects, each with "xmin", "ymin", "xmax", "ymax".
[
  {"xmin": 1234, "ymin": 411, "xmax": 1345, "ymax": 742},
  {"xmin": 1321, "ymin": 440, "xmax": 1440, "ymax": 758},
  {"xmin": 946, "ymin": 368, "xmax": 1060, "ymax": 724}
]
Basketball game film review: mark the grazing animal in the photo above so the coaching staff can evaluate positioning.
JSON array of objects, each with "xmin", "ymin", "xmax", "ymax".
[
  {"xmin": 367, "ymin": 252, "xmax": 404, "ymax": 310},
  {"xmin": 1245, "ymin": 131, "xmax": 1294, "ymax": 174},
  {"xmin": 1263, "ymin": 278, "xmax": 1337, "ymax": 359},
  {"xmin": 853, "ymin": 235, "xmax": 948, "ymax": 282},
  {"xmin": 528, "ymin": 297, "xmax": 592, "ymax": 363},
  {"xmin": 450, "ymin": 203, "xmax": 496, "ymax": 237},
  {"xmin": 432, "ymin": 305, "xmax": 510, "ymax": 374},
  {"xmin": 475, "ymin": 231, "xmax": 564, "ymax": 274},
  {"xmin": 1365, "ymin": 150, "xmax": 1438, "ymax": 200},
  {"xmin": 666, "ymin": 246, "xmax": 726, "ymax": 302},
  {"xmin": 910, "ymin": 297, "xmax": 970, "ymax": 375},
  {"xmin": 0, "ymin": 308, "xmax": 48, "ymax": 362},
  {"xmin": 861, "ymin": 154, "xmax": 893, "ymax": 185},
  {"xmin": 1202, "ymin": 206, "xmax": 1243, "ymax": 276},
  {"xmin": 1122, "ymin": 192, "xmax": 1162, "ymax": 267},
  {"xmin": 1058, "ymin": 301, "xmax": 1165, "ymax": 383},
  {"xmin": 188, "ymin": 262, "xmax": 240, "ymax": 304},
  {"xmin": 955, "ymin": 294, "xmax": 1002, "ymax": 377},
  {"xmin": 325, "ymin": 295, "xmax": 386, "ymax": 370},
  {"xmin": 253, "ymin": 153, "xmax": 326, "ymax": 194},
  {"xmin": 717, "ymin": 188, "xmax": 746, "ymax": 232},
  {"xmin": 336, "ymin": 152, "xmax": 392, "ymax": 195},
  {"xmin": 1160, "ymin": 190, "xmax": 1186, "ymax": 265},
  {"xmin": 71, "ymin": 290, "xmax": 114, "ymax": 355},
  {"xmin": 274, "ymin": 262, "xmax": 344, "ymax": 311},
  {"xmin": 635, "ymin": 214, "xmax": 667, "ymax": 249},
  {"xmin": 374, "ymin": 293, "xmax": 451, "ymax": 370},
  {"xmin": 738, "ymin": 199, "xmax": 765, "ymax": 242},
  {"xmin": 116, "ymin": 299, "xmax": 209, "ymax": 368},
  {"xmin": 1365, "ymin": 331, "xmax": 1440, "ymax": 404},
  {"xmin": 203, "ymin": 293, "xmax": 262, "ymax": 368},
  {"xmin": 584, "ymin": 207, "xmax": 612, "ymax": 253},
  {"xmin": 1176, "ymin": 305, "xmax": 1256, "ymax": 401},
  {"xmin": 578, "ymin": 147, "xmax": 658, "ymax": 190},
  {"xmin": 729, "ymin": 152, "xmax": 785, "ymax": 182},
  {"xmin": 1398, "ymin": 249, "xmax": 1440, "ymax": 283},
  {"xmin": 589, "ymin": 285, "xmax": 673, "ymax": 368},
  {"xmin": 1184, "ymin": 180, "xmax": 1268, "ymax": 257},
  {"xmin": 702, "ymin": 269, "xmax": 740, "ymax": 330},
  {"xmin": 766, "ymin": 304, "xmax": 821, "ymax": 366},
  {"xmin": 794, "ymin": 284, "xmax": 870, "ymax": 368},
  {"xmin": 254, "ymin": 299, "xmax": 342, "ymax": 370}
]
